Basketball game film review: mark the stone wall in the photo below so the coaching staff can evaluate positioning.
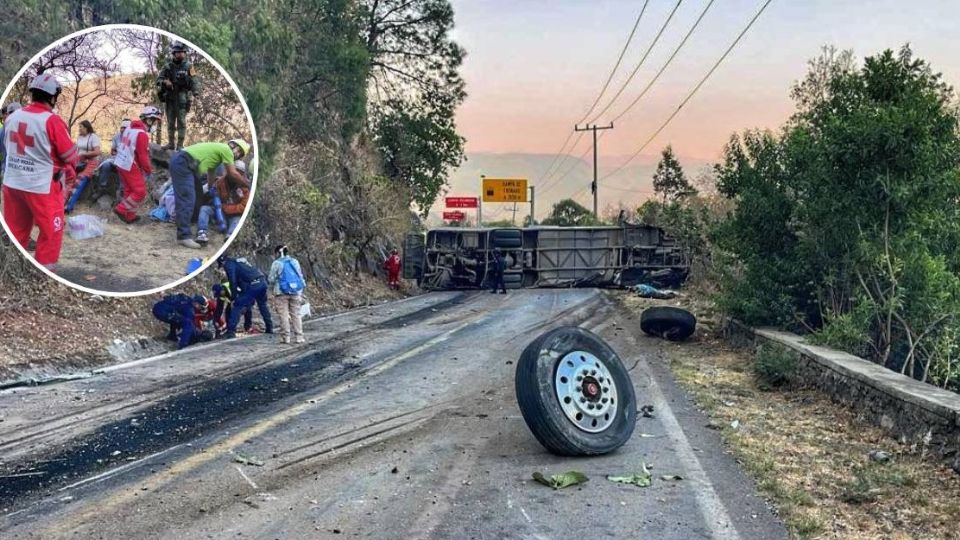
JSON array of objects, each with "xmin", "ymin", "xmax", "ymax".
[{"xmin": 725, "ymin": 321, "xmax": 960, "ymax": 473}]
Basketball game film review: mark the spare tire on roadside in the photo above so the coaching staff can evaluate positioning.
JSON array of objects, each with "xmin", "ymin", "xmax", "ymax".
[
  {"xmin": 640, "ymin": 306, "xmax": 696, "ymax": 341},
  {"xmin": 515, "ymin": 326, "xmax": 637, "ymax": 456}
]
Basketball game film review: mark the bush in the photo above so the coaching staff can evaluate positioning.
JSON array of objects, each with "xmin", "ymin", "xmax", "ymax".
[
  {"xmin": 714, "ymin": 46, "xmax": 960, "ymax": 390},
  {"xmin": 753, "ymin": 344, "xmax": 799, "ymax": 389}
]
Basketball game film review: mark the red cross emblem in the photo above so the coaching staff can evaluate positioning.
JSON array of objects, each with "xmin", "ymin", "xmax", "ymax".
[{"xmin": 10, "ymin": 122, "xmax": 35, "ymax": 156}]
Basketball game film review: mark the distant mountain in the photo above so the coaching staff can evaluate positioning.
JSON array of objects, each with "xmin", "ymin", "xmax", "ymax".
[{"xmin": 430, "ymin": 152, "xmax": 710, "ymax": 224}]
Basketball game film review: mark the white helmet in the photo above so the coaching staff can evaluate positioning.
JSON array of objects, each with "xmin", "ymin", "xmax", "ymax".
[
  {"xmin": 4, "ymin": 102, "xmax": 21, "ymax": 115},
  {"xmin": 120, "ymin": 119, "xmax": 131, "ymax": 130},
  {"xmin": 140, "ymin": 105, "xmax": 162, "ymax": 120},
  {"xmin": 29, "ymin": 73, "xmax": 62, "ymax": 98}
]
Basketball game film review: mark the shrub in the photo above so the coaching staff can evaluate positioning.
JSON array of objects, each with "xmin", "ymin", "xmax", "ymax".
[{"xmin": 753, "ymin": 344, "xmax": 799, "ymax": 389}]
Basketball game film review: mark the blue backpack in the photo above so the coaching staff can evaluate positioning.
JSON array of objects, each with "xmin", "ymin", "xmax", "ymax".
[{"xmin": 278, "ymin": 257, "xmax": 305, "ymax": 295}]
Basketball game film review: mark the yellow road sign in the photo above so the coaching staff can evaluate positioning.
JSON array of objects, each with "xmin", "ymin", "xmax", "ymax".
[{"xmin": 482, "ymin": 178, "xmax": 528, "ymax": 202}]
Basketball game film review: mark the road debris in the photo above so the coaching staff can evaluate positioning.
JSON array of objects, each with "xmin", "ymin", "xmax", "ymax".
[
  {"xmin": 660, "ymin": 474, "xmax": 683, "ymax": 481},
  {"xmin": 868, "ymin": 450, "xmax": 892, "ymax": 463},
  {"xmin": 233, "ymin": 453, "xmax": 265, "ymax": 467},
  {"xmin": 640, "ymin": 405, "xmax": 655, "ymax": 418},
  {"xmin": 531, "ymin": 471, "xmax": 588, "ymax": 490},
  {"xmin": 607, "ymin": 463, "xmax": 653, "ymax": 488}
]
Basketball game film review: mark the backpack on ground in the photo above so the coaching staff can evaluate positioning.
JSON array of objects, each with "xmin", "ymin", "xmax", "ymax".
[{"xmin": 278, "ymin": 257, "xmax": 306, "ymax": 295}]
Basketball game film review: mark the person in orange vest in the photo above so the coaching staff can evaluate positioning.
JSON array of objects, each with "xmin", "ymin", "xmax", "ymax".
[
  {"xmin": 383, "ymin": 249, "xmax": 402, "ymax": 289},
  {"xmin": 1, "ymin": 73, "xmax": 78, "ymax": 271},
  {"xmin": 113, "ymin": 106, "xmax": 161, "ymax": 223}
]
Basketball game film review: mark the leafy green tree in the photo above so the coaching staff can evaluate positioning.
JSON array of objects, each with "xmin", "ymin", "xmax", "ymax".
[
  {"xmin": 652, "ymin": 145, "xmax": 696, "ymax": 202},
  {"xmin": 364, "ymin": 0, "xmax": 466, "ymax": 214},
  {"xmin": 715, "ymin": 45, "xmax": 960, "ymax": 387},
  {"xmin": 541, "ymin": 199, "xmax": 598, "ymax": 227},
  {"xmin": 374, "ymin": 99, "xmax": 464, "ymax": 214}
]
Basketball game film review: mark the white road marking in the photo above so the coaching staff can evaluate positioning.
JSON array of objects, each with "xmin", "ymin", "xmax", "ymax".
[
  {"xmin": 519, "ymin": 507, "xmax": 533, "ymax": 523},
  {"xmin": 94, "ymin": 293, "xmax": 456, "ymax": 376},
  {"xmin": 56, "ymin": 445, "xmax": 183, "ymax": 493},
  {"xmin": 630, "ymin": 352, "xmax": 741, "ymax": 540},
  {"xmin": 234, "ymin": 466, "xmax": 258, "ymax": 490}
]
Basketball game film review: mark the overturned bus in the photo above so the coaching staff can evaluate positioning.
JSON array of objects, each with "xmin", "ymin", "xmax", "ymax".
[{"xmin": 402, "ymin": 224, "xmax": 689, "ymax": 290}]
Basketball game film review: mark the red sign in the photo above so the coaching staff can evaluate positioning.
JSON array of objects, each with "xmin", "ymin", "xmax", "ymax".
[
  {"xmin": 443, "ymin": 211, "xmax": 466, "ymax": 221},
  {"xmin": 446, "ymin": 196, "xmax": 478, "ymax": 208}
]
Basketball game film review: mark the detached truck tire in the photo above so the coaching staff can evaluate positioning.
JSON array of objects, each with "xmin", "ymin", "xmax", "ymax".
[
  {"xmin": 640, "ymin": 306, "xmax": 696, "ymax": 341},
  {"xmin": 515, "ymin": 326, "xmax": 637, "ymax": 456}
]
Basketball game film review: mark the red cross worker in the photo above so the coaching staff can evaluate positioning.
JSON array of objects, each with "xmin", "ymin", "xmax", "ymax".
[
  {"xmin": 2, "ymin": 73, "xmax": 78, "ymax": 271},
  {"xmin": 112, "ymin": 106, "xmax": 160, "ymax": 223}
]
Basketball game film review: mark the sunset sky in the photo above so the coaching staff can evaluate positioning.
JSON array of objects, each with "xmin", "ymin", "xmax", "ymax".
[{"xmin": 450, "ymin": 0, "xmax": 960, "ymax": 164}]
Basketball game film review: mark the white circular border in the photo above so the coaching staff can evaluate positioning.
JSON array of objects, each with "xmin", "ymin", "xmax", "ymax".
[{"xmin": 0, "ymin": 23, "xmax": 260, "ymax": 298}]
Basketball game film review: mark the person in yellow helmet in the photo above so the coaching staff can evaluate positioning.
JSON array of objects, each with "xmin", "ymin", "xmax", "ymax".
[{"xmin": 168, "ymin": 139, "xmax": 250, "ymax": 248}]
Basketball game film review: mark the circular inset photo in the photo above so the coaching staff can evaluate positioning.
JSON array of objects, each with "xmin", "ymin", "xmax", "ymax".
[{"xmin": 0, "ymin": 24, "xmax": 257, "ymax": 296}]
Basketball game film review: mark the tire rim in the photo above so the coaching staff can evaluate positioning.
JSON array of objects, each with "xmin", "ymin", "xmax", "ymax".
[{"xmin": 555, "ymin": 350, "xmax": 619, "ymax": 433}]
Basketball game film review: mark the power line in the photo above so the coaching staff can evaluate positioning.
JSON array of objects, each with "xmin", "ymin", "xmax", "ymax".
[
  {"xmin": 539, "ymin": 130, "xmax": 585, "ymax": 187},
  {"xmin": 599, "ymin": 0, "xmax": 775, "ymax": 182},
  {"xmin": 609, "ymin": 0, "xmax": 716, "ymax": 124},
  {"xmin": 537, "ymin": 1, "xmax": 651, "ymax": 185},
  {"xmin": 588, "ymin": 0, "xmax": 685, "ymax": 124},
  {"xmin": 538, "ymin": 141, "xmax": 593, "ymax": 197},
  {"xmin": 575, "ymin": 0, "xmax": 651, "ymax": 125}
]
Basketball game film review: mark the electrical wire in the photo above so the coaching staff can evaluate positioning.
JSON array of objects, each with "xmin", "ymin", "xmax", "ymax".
[{"xmin": 599, "ymin": 0, "xmax": 775, "ymax": 182}]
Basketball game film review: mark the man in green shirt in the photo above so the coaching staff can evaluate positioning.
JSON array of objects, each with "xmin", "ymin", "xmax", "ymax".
[{"xmin": 169, "ymin": 139, "xmax": 250, "ymax": 248}]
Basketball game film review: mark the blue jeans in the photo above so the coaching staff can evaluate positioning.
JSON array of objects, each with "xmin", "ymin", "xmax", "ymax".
[
  {"xmin": 170, "ymin": 151, "xmax": 199, "ymax": 240},
  {"xmin": 198, "ymin": 206, "xmax": 241, "ymax": 235}
]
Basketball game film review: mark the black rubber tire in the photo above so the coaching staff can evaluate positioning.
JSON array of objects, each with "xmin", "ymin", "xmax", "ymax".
[
  {"xmin": 504, "ymin": 273, "xmax": 523, "ymax": 289},
  {"xmin": 491, "ymin": 229, "xmax": 522, "ymax": 249},
  {"xmin": 515, "ymin": 326, "xmax": 637, "ymax": 456},
  {"xmin": 640, "ymin": 306, "xmax": 696, "ymax": 341}
]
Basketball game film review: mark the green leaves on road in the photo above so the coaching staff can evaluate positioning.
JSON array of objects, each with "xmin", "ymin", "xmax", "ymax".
[
  {"xmin": 532, "ymin": 471, "xmax": 589, "ymax": 490},
  {"xmin": 233, "ymin": 453, "xmax": 264, "ymax": 467},
  {"xmin": 607, "ymin": 463, "xmax": 654, "ymax": 487}
]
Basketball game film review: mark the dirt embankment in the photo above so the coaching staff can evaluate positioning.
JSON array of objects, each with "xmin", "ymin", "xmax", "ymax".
[{"xmin": 0, "ymin": 269, "xmax": 411, "ymax": 384}]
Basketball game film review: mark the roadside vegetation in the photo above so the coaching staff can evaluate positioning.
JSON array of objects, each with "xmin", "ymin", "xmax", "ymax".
[
  {"xmin": 638, "ymin": 45, "xmax": 960, "ymax": 392},
  {"xmin": 669, "ymin": 335, "xmax": 960, "ymax": 540},
  {"xmin": 0, "ymin": 1, "xmax": 466, "ymax": 367}
]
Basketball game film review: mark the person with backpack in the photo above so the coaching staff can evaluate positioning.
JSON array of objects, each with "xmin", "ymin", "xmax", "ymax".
[
  {"xmin": 218, "ymin": 255, "xmax": 274, "ymax": 339},
  {"xmin": 268, "ymin": 245, "xmax": 306, "ymax": 344}
]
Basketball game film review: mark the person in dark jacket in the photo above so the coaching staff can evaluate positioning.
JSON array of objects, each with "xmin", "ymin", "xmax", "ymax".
[
  {"xmin": 152, "ymin": 294, "xmax": 210, "ymax": 350},
  {"xmin": 490, "ymin": 248, "xmax": 507, "ymax": 294},
  {"xmin": 218, "ymin": 255, "xmax": 273, "ymax": 338},
  {"xmin": 212, "ymin": 279, "xmax": 253, "ymax": 337}
]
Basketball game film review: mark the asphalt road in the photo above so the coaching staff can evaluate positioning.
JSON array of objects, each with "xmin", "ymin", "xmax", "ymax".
[{"xmin": 0, "ymin": 289, "xmax": 788, "ymax": 539}]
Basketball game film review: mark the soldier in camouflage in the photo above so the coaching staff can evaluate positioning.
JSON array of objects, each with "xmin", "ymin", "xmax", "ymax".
[{"xmin": 156, "ymin": 41, "xmax": 198, "ymax": 150}]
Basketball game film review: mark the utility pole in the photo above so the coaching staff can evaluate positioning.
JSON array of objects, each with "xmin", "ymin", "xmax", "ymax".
[
  {"xmin": 479, "ymin": 175, "xmax": 484, "ymax": 226},
  {"xmin": 511, "ymin": 202, "xmax": 517, "ymax": 226},
  {"xmin": 529, "ymin": 185, "xmax": 535, "ymax": 227},
  {"xmin": 574, "ymin": 122, "xmax": 614, "ymax": 219}
]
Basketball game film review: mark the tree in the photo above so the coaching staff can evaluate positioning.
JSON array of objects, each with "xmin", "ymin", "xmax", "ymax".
[
  {"xmin": 374, "ymin": 99, "xmax": 464, "ymax": 215},
  {"xmin": 31, "ymin": 33, "xmax": 121, "ymax": 130},
  {"xmin": 365, "ymin": 0, "xmax": 467, "ymax": 214},
  {"xmin": 541, "ymin": 199, "xmax": 598, "ymax": 227},
  {"xmin": 715, "ymin": 45, "xmax": 960, "ymax": 388},
  {"xmin": 652, "ymin": 145, "xmax": 695, "ymax": 202}
]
